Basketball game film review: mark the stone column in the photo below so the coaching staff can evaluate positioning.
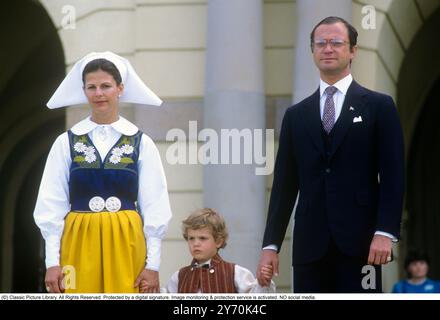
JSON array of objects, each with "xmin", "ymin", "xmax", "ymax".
[{"xmin": 203, "ymin": 0, "xmax": 266, "ymax": 271}]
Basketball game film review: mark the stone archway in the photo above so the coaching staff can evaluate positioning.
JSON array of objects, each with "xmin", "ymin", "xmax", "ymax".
[
  {"xmin": 397, "ymin": 8, "xmax": 440, "ymax": 278},
  {"xmin": 406, "ymin": 78, "xmax": 440, "ymax": 279},
  {"xmin": 0, "ymin": 1, "xmax": 65, "ymax": 292}
]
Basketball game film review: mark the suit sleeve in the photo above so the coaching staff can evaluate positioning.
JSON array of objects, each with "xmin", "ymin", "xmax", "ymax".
[
  {"xmin": 376, "ymin": 95, "xmax": 405, "ymax": 238},
  {"xmin": 262, "ymin": 108, "xmax": 299, "ymax": 251}
]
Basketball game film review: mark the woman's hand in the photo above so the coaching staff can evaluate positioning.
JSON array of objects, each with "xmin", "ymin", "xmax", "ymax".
[
  {"xmin": 45, "ymin": 266, "xmax": 65, "ymax": 293},
  {"xmin": 134, "ymin": 269, "xmax": 160, "ymax": 293}
]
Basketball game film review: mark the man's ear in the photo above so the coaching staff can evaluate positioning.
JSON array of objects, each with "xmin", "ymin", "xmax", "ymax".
[
  {"xmin": 350, "ymin": 45, "xmax": 357, "ymax": 57},
  {"xmin": 216, "ymin": 238, "xmax": 224, "ymax": 249}
]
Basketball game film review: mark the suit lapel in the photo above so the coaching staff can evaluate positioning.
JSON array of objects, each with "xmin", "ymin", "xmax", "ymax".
[
  {"xmin": 303, "ymin": 88, "xmax": 325, "ymax": 157},
  {"xmin": 329, "ymin": 81, "xmax": 368, "ymax": 159}
]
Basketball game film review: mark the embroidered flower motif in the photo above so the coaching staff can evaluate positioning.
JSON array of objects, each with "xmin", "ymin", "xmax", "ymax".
[
  {"xmin": 120, "ymin": 144, "xmax": 134, "ymax": 155},
  {"xmin": 84, "ymin": 146, "xmax": 96, "ymax": 156},
  {"xmin": 85, "ymin": 154, "xmax": 97, "ymax": 163},
  {"xmin": 109, "ymin": 154, "xmax": 122, "ymax": 164},
  {"xmin": 74, "ymin": 142, "xmax": 87, "ymax": 153},
  {"xmin": 73, "ymin": 138, "xmax": 97, "ymax": 165},
  {"xmin": 103, "ymin": 137, "xmax": 137, "ymax": 169},
  {"xmin": 111, "ymin": 147, "xmax": 124, "ymax": 157}
]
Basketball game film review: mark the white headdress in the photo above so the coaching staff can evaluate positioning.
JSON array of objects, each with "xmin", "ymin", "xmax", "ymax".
[{"xmin": 46, "ymin": 51, "xmax": 162, "ymax": 108}]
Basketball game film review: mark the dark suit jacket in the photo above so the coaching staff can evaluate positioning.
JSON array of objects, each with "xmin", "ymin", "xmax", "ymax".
[{"xmin": 263, "ymin": 80, "xmax": 405, "ymax": 265}]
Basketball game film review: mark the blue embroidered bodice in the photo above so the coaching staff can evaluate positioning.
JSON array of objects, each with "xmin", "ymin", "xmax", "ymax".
[{"xmin": 67, "ymin": 130, "xmax": 143, "ymax": 212}]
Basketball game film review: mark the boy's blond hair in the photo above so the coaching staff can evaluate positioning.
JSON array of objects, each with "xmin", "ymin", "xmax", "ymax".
[{"xmin": 182, "ymin": 208, "xmax": 228, "ymax": 249}]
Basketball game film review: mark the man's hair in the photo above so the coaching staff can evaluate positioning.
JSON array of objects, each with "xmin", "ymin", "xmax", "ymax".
[
  {"xmin": 182, "ymin": 208, "xmax": 228, "ymax": 249},
  {"xmin": 310, "ymin": 16, "xmax": 358, "ymax": 52},
  {"xmin": 82, "ymin": 58, "xmax": 122, "ymax": 86}
]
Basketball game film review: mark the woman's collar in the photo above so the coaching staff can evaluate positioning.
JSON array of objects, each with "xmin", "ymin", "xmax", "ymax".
[{"xmin": 71, "ymin": 116, "xmax": 139, "ymax": 136}]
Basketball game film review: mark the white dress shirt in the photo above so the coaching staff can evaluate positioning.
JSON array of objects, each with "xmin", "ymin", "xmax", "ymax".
[
  {"xmin": 162, "ymin": 261, "xmax": 276, "ymax": 293},
  {"xmin": 319, "ymin": 73, "xmax": 353, "ymax": 122},
  {"xmin": 33, "ymin": 116, "xmax": 172, "ymax": 270},
  {"xmin": 264, "ymin": 74, "xmax": 395, "ymax": 252}
]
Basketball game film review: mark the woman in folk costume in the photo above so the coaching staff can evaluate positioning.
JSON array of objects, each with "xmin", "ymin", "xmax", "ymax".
[{"xmin": 34, "ymin": 51, "xmax": 172, "ymax": 293}]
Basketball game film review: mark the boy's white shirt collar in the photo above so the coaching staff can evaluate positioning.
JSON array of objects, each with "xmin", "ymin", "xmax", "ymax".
[
  {"xmin": 71, "ymin": 116, "xmax": 139, "ymax": 136},
  {"xmin": 319, "ymin": 73, "xmax": 353, "ymax": 97},
  {"xmin": 195, "ymin": 259, "xmax": 212, "ymax": 266}
]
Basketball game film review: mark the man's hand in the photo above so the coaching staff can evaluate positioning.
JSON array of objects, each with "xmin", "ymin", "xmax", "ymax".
[
  {"xmin": 368, "ymin": 234, "xmax": 392, "ymax": 265},
  {"xmin": 257, "ymin": 249, "xmax": 279, "ymax": 287},
  {"xmin": 45, "ymin": 266, "xmax": 65, "ymax": 293},
  {"xmin": 134, "ymin": 269, "xmax": 160, "ymax": 293}
]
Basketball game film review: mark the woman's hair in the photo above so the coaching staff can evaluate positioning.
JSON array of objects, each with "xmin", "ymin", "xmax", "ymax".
[
  {"xmin": 182, "ymin": 208, "xmax": 228, "ymax": 249},
  {"xmin": 82, "ymin": 58, "xmax": 122, "ymax": 85}
]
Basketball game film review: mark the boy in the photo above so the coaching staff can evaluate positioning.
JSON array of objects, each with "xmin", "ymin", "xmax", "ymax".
[{"xmin": 159, "ymin": 208, "xmax": 275, "ymax": 293}]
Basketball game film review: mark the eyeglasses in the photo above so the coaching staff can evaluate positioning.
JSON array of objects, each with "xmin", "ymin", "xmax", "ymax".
[{"xmin": 313, "ymin": 39, "xmax": 349, "ymax": 50}]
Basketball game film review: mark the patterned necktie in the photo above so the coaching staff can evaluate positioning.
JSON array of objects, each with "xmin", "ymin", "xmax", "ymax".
[{"xmin": 322, "ymin": 86, "xmax": 338, "ymax": 134}]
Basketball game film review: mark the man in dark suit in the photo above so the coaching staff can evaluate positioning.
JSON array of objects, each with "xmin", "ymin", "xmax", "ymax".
[{"xmin": 256, "ymin": 16, "xmax": 404, "ymax": 292}]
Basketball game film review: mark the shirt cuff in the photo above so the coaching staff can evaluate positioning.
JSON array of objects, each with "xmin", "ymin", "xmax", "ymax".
[
  {"xmin": 263, "ymin": 244, "xmax": 278, "ymax": 251},
  {"xmin": 375, "ymin": 231, "xmax": 398, "ymax": 243},
  {"xmin": 145, "ymin": 237, "xmax": 161, "ymax": 271}
]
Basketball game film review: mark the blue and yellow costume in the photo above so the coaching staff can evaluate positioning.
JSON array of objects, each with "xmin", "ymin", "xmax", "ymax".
[
  {"xmin": 61, "ymin": 130, "xmax": 145, "ymax": 292},
  {"xmin": 34, "ymin": 117, "xmax": 172, "ymax": 293}
]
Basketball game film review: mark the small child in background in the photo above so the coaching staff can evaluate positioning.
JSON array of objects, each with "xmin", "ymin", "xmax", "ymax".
[
  {"xmin": 392, "ymin": 251, "xmax": 440, "ymax": 293},
  {"xmin": 160, "ymin": 208, "xmax": 276, "ymax": 293}
]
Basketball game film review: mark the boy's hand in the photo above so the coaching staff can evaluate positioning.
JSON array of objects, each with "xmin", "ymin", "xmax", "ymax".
[
  {"xmin": 260, "ymin": 264, "xmax": 273, "ymax": 281},
  {"xmin": 134, "ymin": 269, "xmax": 160, "ymax": 293},
  {"xmin": 257, "ymin": 250, "xmax": 279, "ymax": 287}
]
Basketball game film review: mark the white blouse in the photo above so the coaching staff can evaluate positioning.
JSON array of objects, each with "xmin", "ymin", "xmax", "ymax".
[
  {"xmin": 163, "ymin": 264, "xmax": 276, "ymax": 293},
  {"xmin": 33, "ymin": 116, "xmax": 172, "ymax": 271}
]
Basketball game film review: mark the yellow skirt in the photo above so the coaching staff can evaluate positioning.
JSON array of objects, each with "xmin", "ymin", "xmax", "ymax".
[{"xmin": 60, "ymin": 210, "xmax": 146, "ymax": 293}]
